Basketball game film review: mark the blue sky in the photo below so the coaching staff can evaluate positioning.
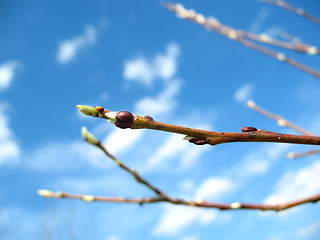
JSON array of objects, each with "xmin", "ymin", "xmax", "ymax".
[{"xmin": 1, "ymin": 0, "xmax": 320, "ymax": 239}]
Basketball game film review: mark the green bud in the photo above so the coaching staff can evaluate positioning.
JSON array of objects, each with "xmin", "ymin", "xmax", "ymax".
[
  {"xmin": 82, "ymin": 195, "xmax": 94, "ymax": 202},
  {"xmin": 81, "ymin": 126, "xmax": 100, "ymax": 145},
  {"xmin": 77, "ymin": 105, "xmax": 99, "ymax": 117},
  {"xmin": 37, "ymin": 189, "xmax": 53, "ymax": 197}
]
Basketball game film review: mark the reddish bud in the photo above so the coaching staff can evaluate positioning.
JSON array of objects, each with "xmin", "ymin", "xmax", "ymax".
[
  {"xmin": 144, "ymin": 115, "xmax": 154, "ymax": 121},
  {"xmin": 95, "ymin": 106, "xmax": 104, "ymax": 112},
  {"xmin": 189, "ymin": 137, "xmax": 208, "ymax": 145},
  {"xmin": 116, "ymin": 111, "xmax": 134, "ymax": 123},
  {"xmin": 115, "ymin": 111, "xmax": 134, "ymax": 129},
  {"xmin": 115, "ymin": 121, "xmax": 131, "ymax": 129},
  {"xmin": 241, "ymin": 127, "xmax": 257, "ymax": 132}
]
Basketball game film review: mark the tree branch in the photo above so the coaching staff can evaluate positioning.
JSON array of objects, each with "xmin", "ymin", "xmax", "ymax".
[
  {"xmin": 77, "ymin": 105, "xmax": 320, "ymax": 147},
  {"xmin": 38, "ymin": 189, "xmax": 320, "ymax": 211},
  {"xmin": 261, "ymin": 0, "xmax": 320, "ymax": 25},
  {"xmin": 162, "ymin": 2, "xmax": 320, "ymax": 78},
  {"xmin": 37, "ymin": 126, "xmax": 320, "ymax": 211},
  {"xmin": 247, "ymin": 100, "xmax": 320, "ymax": 158}
]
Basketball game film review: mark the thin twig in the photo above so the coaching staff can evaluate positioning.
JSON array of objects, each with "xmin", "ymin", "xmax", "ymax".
[
  {"xmin": 81, "ymin": 127, "xmax": 170, "ymax": 199},
  {"xmin": 246, "ymin": 100, "xmax": 315, "ymax": 136},
  {"xmin": 247, "ymin": 100, "xmax": 320, "ymax": 158},
  {"xmin": 261, "ymin": 0, "xmax": 320, "ymax": 25},
  {"xmin": 38, "ymin": 190, "xmax": 320, "ymax": 211},
  {"xmin": 287, "ymin": 149, "xmax": 320, "ymax": 159},
  {"xmin": 239, "ymin": 31, "xmax": 319, "ymax": 54},
  {"xmin": 163, "ymin": 2, "xmax": 320, "ymax": 78}
]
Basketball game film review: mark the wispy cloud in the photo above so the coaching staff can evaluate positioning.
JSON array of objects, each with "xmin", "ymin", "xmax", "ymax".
[
  {"xmin": 0, "ymin": 104, "xmax": 19, "ymax": 166},
  {"xmin": 250, "ymin": 8, "xmax": 270, "ymax": 33},
  {"xmin": 152, "ymin": 205, "xmax": 218, "ymax": 236},
  {"xmin": 0, "ymin": 61, "xmax": 21, "ymax": 91},
  {"xmin": 144, "ymin": 130, "xmax": 210, "ymax": 172},
  {"xmin": 195, "ymin": 177, "xmax": 235, "ymax": 201},
  {"xmin": 123, "ymin": 43, "xmax": 180, "ymax": 87},
  {"xmin": 264, "ymin": 160, "xmax": 320, "ymax": 204},
  {"xmin": 103, "ymin": 128, "xmax": 143, "ymax": 156},
  {"xmin": 152, "ymin": 174, "xmax": 234, "ymax": 236},
  {"xmin": 24, "ymin": 140, "xmax": 110, "ymax": 171},
  {"xmin": 232, "ymin": 144, "xmax": 290, "ymax": 179},
  {"xmin": 298, "ymin": 221, "xmax": 320, "ymax": 239},
  {"xmin": 134, "ymin": 79, "xmax": 182, "ymax": 116},
  {"xmin": 56, "ymin": 25, "xmax": 97, "ymax": 64},
  {"xmin": 234, "ymin": 83, "xmax": 253, "ymax": 103}
]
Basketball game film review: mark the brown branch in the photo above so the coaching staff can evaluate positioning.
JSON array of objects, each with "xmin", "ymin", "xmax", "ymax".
[
  {"xmin": 81, "ymin": 126, "xmax": 170, "ymax": 199},
  {"xmin": 38, "ymin": 120, "xmax": 320, "ymax": 211},
  {"xmin": 38, "ymin": 188, "xmax": 320, "ymax": 211},
  {"xmin": 163, "ymin": 2, "xmax": 320, "ymax": 78},
  {"xmin": 261, "ymin": 0, "xmax": 320, "ymax": 25},
  {"xmin": 77, "ymin": 105, "xmax": 320, "ymax": 147}
]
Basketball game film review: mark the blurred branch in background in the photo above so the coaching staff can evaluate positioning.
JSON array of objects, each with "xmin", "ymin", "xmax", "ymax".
[
  {"xmin": 247, "ymin": 100, "xmax": 320, "ymax": 159},
  {"xmin": 261, "ymin": 0, "xmax": 320, "ymax": 25},
  {"xmin": 163, "ymin": 2, "xmax": 320, "ymax": 78}
]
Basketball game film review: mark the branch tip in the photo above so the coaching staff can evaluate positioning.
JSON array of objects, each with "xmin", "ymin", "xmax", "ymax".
[
  {"xmin": 81, "ymin": 126, "xmax": 100, "ymax": 145},
  {"xmin": 37, "ymin": 189, "xmax": 53, "ymax": 197},
  {"xmin": 246, "ymin": 100, "xmax": 256, "ymax": 108},
  {"xmin": 77, "ymin": 105, "xmax": 99, "ymax": 117}
]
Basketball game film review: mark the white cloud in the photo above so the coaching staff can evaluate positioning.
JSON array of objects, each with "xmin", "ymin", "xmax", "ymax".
[
  {"xmin": 123, "ymin": 43, "xmax": 180, "ymax": 86},
  {"xmin": 0, "ymin": 61, "xmax": 20, "ymax": 91},
  {"xmin": 195, "ymin": 177, "xmax": 235, "ymax": 201},
  {"xmin": 250, "ymin": 8, "xmax": 270, "ymax": 33},
  {"xmin": 134, "ymin": 79, "xmax": 181, "ymax": 116},
  {"xmin": 298, "ymin": 221, "xmax": 320, "ymax": 239},
  {"xmin": 104, "ymin": 235, "xmax": 121, "ymax": 240},
  {"xmin": 0, "ymin": 104, "xmax": 19, "ymax": 166},
  {"xmin": 264, "ymin": 160, "xmax": 320, "ymax": 204},
  {"xmin": 56, "ymin": 25, "xmax": 97, "ymax": 64},
  {"xmin": 242, "ymin": 159, "xmax": 270, "ymax": 176},
  {"xmin": 152, "ymin": 205, "xmax": 217, "ymax": 236},
  {"xmin": 103, "ymin": 128, "xmax": 143, "ymax": 156},
  {"xmin": 144, "ymin": 131, "xmax": 210, "ymax": 172},
  {"xmin": 234, "ymin": 144, "xmax": 290, "ymax": 179},
  {"xmin": 24, "ymin": 140, "xmax": 110, "ymax": 171},
  {"xmin": 234, "ymin": 83, "xmax": 253, "ymax": 103}
]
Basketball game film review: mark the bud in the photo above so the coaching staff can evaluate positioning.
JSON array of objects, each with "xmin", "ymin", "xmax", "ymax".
[
  {"xmin": 81, "ymin": 126, "xmax": 100, "ymax": 145},
  {"xmin": 287, "ymin": 152, "xmax": 296, "ymax": 158},
  {"xmin": 188, "ymin": 137, "xmax": 208, "ymax": 145},
  {"xmin": 77, "ymin": 105, "xmax": 99, "ymax": 117},
  {"xmin": 230, "ymin": 202, "xmax": 242, "ymax": 209},
  {"xmin": 246, "ymin": 100, "xmax": 256, "ymax": 108},
  {"xmin": 277, "ymin": 119, "xmax": 286, "ymax": 127},
  {"xmin": 241, "ymin": 127, "xmax": 257, "ymax": 132},
  {"xmin": 115, "ymin": 111, "xmax": 134, "ymax": 129},
  {"xmin": 82, "ymin": 195, "xmax": 94, "ymax": 202},
  {"xmin": 105, "ymin": 111, "xmax": 118, "ymax": 120},
  {"xmin": 95, "ymin": 106, "xmax": 104, "ymax": 112},
  {"xmin": 37, "ymin": 189, "xmax": 53, "ymax": 197}
]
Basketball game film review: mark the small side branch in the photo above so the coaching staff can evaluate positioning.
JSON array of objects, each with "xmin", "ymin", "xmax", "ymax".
[
  {"xmin": 261, "ymin": 0, "xmax": 320, "ymax": 25},
  {"xmin": 247, "ymin": 100, "xmax": 320, "ymax": 158},
  {"xmin": 38, "ymin": 188, "xmax": 320, "ymax": 211},
  {"xmin": 246, "ymin": 100, "xmax": 315, "ymax": 136}
]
